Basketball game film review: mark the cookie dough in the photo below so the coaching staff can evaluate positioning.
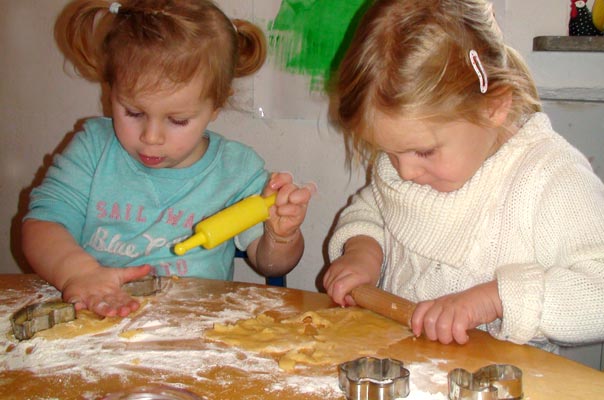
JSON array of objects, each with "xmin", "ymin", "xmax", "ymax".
[
  {"xmin": 33, "ymin": 300, "xmax": 148, "ymax": 340},
  {"xmin": 205, "ymin": 307, "xmax": 413, "ymax": 370},
  {"xmin": 34, "ymin": 309, "xmax": 121, "ymax": 340}
]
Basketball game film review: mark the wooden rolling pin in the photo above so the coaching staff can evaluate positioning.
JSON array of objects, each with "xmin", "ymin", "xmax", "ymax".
[{"xmin": 350, "ymin": 284, "xmax": 417, "ymax": 327}]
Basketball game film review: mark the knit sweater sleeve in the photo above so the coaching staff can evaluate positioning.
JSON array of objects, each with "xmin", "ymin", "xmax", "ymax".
[
  {"xmin": 328, "ymin": 184, "xmax": 386, "ymax": 262},
  {"xmin": 493, "ymin": 145, "xmax": 604, "ymax": 346}
]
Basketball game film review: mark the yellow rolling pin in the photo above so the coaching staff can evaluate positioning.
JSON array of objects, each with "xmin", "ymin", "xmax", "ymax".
[{"xmin": 173, "ymin": 193, "xmax": 276, "ymax": 256}]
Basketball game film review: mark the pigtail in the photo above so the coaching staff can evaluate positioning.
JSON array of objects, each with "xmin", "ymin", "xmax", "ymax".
[
  {"xmin": 232, "ymin": 19, "xmax": 267, "ymax": 77},
  {"xmin": 54, "ymin": 0, "xmax": 114, "ymax": 82}
]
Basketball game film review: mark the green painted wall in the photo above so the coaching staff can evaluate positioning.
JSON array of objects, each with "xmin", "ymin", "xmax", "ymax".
[{"xmin": 267, "ymin": 0, "xmax": 372, "ymax": 91}]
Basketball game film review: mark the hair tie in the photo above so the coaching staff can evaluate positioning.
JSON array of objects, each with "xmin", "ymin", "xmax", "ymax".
[
  {"xmin": 109, "ymin": 2, "xmax": 122, "ymax": 14},
  {"xmin": 469, "ymin": 49, "xmax": 488, "ymax": 94}
]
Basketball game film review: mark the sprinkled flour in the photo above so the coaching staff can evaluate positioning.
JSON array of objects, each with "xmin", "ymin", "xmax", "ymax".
[{"xmin": 1, "ymin": 279, "xmax": 449, "ymax": 399}]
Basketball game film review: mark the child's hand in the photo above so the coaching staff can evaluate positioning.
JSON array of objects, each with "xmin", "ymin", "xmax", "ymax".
[
  {"xmin": 411, "ymin": 281, "xmax": 503, "ymax": 344},
  {"xmin": 323, "ymin": 236, "xmax": 383, "ymax": 306},
  {"xmin": 246, "ymin": 172, "xmax": 315, "ymax": 275},
  {"xmin": 323, "ymin": 255, "xmax": 375, "ymax": 306},
  {"xmin": 263, "ymin": 172, "xmax": 316, "ymax": 241},
  {"xmin": 62, "ymin": 264, "xmax": 152, "ymax": 317}
]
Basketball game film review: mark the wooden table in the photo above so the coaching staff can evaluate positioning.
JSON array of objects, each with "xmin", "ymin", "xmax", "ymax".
[{"xmin": 1, "ymin": 274, "xmax": 602, "ymax": 399}]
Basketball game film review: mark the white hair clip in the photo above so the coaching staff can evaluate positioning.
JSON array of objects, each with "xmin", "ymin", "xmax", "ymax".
[
  {"xmin": 109, "ymin": 2, "xmax": 122, "ymax": 14},
  {"xmin": 469, "ymin": 49, "xmax": 488, "ymax": 94}
]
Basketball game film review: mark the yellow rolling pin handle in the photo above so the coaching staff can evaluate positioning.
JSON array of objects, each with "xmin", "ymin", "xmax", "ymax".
[{"xmin": 173, "ymin": 193, "xmax": 277, "ymax": 256}]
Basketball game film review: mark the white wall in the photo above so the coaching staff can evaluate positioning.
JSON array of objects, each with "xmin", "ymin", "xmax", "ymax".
[{"xmin": 1, "ymin": 0, "xmax": 603, "ymax": 296}]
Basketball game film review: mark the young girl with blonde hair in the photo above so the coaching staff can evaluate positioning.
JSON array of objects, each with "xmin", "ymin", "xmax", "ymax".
[
  {"xmin": 324, "ymin": 0, "xmax": 604, "ymax": 351},
  {"xmin": 23, "ymin": 0, "xmax": 314, "ymax": 317}
]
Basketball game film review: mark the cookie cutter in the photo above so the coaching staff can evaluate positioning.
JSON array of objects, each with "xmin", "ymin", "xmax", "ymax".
[
  {"xmin": 10, "ymin": 276, "xmax": 162, "ymax": 340},
  {"xmin": 11, "ymin": 301, "xmax": 76, "ymax": 340},
  {"xmin": 339, "ymin": 357, "xmax": 410, "ymax": 400},
  {"xmin": 122, "ymin": 275, "xmax": 163, "ymax": 297},
  {"xmin": 448, "ymin": 364, "xmax": 523, "ymax": 400}
]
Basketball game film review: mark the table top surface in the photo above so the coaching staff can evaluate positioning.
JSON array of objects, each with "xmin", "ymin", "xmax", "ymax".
[{"xmin": 1, "ymin": 274, "xmax": 602, "ymax": 399}]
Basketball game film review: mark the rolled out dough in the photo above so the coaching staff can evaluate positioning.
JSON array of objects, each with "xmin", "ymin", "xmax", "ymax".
[
  {"xmin": 33, "ymin": 299, "xmax": 148, "ymax": 340},
  {"xmin": 205, "ymin": 307, "xmax": 413, "ymax": 371},
  {"xmin": 34, "ymin": 310, "xmax": 121, "ymax": 340}
]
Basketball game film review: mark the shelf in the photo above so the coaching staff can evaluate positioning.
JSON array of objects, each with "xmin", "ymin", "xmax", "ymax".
[
  {"xmin": 538, "ymin": 87, "xmax": 604, "ymax": 102},
  {"xmin": 533, "ymin": 36, "xmax": 604, "ymax": 52}
]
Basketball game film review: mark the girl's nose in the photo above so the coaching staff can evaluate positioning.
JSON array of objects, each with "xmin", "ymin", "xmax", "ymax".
[
  {"xmin": 140, "ymin": 123, "xmax": 164, "ymax": 145},
  {"xmin": 394, "ymin": 157, "xmax": 423, "ymax": 181}
]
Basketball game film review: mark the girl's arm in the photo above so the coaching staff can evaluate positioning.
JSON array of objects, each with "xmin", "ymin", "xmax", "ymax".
[
  {"xmin": 245, "ymin": 173, "xmax": 315, "ymax": 276},
  {"xmin": 323, "ymin": 235, "xmax": 383, "ymax": 306},
  {"xmin": 22, "ymin": 219, "xmax": 150, "ymax": 316},
  {"xmin": 496, "ymin": 150, "xmax": 604, "ymax": 345},
  {"xmin": 324, "ymin": 181, "xmax": 385, "ymax": 305}
]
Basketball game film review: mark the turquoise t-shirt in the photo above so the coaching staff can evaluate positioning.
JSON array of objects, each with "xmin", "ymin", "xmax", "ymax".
[{"xmin": 26, "ymin": 117, "xmax": 269, "ymax": 279}]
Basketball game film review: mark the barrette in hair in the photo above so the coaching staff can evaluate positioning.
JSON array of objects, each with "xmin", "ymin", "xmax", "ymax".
[
  {"xmin": 469, "ymin": 49, "xmax": 488, "ymax": 94},
  {"xmin": 109, "ymin": 2, "xmax": 122, "ymax": 14}
]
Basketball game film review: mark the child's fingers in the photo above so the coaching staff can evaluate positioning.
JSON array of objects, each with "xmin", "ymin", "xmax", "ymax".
[
  {"xmin": 267, "ymin": 171, "xmax": 294, "ymax": 190},
  {"xmin": 434, "ymin": 308, "xmax": 455, "ymax": 344},
  {"xmin": 120, "ymin": 264, "xmax": 153, "ymax": 284},
  {"xmin": 91, "ymin": 292, "xmax": 140, "ymax": 317},
  {"xmin": 411, "ymin": 302, "xmax": 430, "ymax": 337},
  {"xmin": 118, "ymin": 298, "xmax": 141, "ymax": 316},
  {"xmin": 422, "ymin": 306, "xmax": 443, "ymax": 341},
  {"xmin": 451, "ymin": 313, "xmax": 471, "ymax": 344},
  {"xmin": 66, "ymin": 296, "xmax": 86, "ymax": 311},
  {"xmin": 289, "ymin": 182, "xmax": 317, "ymax": 204},
  {"xmin": 301, "ymin": 182, "xmax": 318, "ymax": 196},
  {"xmin": 266, "ymin": 172, "xmax": 317, "ymax": 200},
  {"xmin": 87, "ymin": 294, "xmax": 116, "ymax": 317},
  {"xmin": 325, "ymin": 271, "xmax": 361, "ymax": 306},
  {"xmin": 272, "ymin": 183, "xmax": 316, "ymax": 213}
]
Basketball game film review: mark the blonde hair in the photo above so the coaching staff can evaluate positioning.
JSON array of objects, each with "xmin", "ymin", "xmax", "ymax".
[
  {"xmin": 55, "ymin": 0, "xmax": 266, "ymax": 108},
  {"xmin": 330, "ymin": 0, "xmax": 541, "ymax": 166}
]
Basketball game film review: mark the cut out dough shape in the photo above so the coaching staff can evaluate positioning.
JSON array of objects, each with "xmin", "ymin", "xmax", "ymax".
[
  {"xmin": 34, "ymin": 310, "xmax": 121, "ymax": 340},
  {"xmin": 34, "ymin": 300, "xmax": 148, "ymax": 340},
  {"xmin": 205, "ymin": 307, "xmax": 413, "ymax": 371}
]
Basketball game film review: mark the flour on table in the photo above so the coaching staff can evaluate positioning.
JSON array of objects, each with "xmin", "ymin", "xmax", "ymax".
[{"xmin": 1, "ymin": 280, "xmax": 448, "ymax": 399}]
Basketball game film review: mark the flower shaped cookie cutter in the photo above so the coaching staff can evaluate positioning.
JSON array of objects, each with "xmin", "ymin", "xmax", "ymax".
[
  {"xmin": 338, "ymin": 356, "xmax": 410, "ymax": 400},
  {"xmin": 448, "ymin": 364, "xmax": 523, "ymax": 400}
]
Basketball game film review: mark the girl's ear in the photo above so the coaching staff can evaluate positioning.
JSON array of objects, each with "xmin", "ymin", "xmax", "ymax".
[{"xmin": 486, "ymin": 90, "xmax": 512, "ymax": 127}]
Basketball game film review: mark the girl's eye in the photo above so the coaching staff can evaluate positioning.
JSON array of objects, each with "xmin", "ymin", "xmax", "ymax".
[
  {"xmin": 170, "ymin": 117, "xmax": 190, "ymax": 127},
  {"xmin": 125, "ymin": 109, "xmax": 143, "ymax": 118},
  {"xmin": 415, "ymin": 149, "xmax": 435, "ymax": 158}
]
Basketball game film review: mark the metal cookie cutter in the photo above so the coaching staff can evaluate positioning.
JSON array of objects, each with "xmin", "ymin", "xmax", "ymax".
[
  {"xmin": 122, "ymin": 275, "xmax": 162, "ymax": 296},
  {"xmin": 11, "ymin": 301, "xmax": 76, "ymax": 340},
  {"xmin": 448, "ymin": 364, "xmax": 523, "ymax": 400},
  {"xmin": 10, "ymin": 276, "xmax": 162, "ymax": 340},
  {"xmin": 339, "ymin": 357, "xmax": 410, "ymax": 400}
]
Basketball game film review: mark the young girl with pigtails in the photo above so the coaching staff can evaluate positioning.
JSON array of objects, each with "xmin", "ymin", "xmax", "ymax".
[
  {"xmin": 323, "ymin": 0, "xmax": 604, "ymax": 352},
  {"xmin": 22, "ymin": 0, "xmax": 314, "ymax": 318}
]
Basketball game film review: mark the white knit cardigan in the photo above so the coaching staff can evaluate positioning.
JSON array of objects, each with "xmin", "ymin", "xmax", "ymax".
[{"xmin": 328, "ymin": 113, "xmax": 604, "ymax": 348}]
